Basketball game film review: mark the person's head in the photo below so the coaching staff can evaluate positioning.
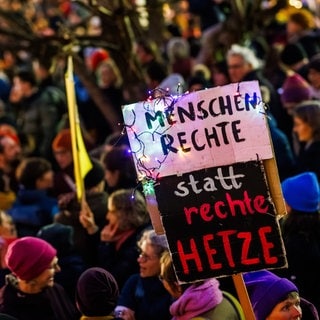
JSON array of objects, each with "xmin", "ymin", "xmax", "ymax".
[
  {"xmin": 292, "ymin": 100, "xmax": 320, "ymax": 143},
  {"xmin": 95, "ymin": 58, "xmax": 122, "ymax": 89},
  {"xmin": 106, "ymin": 189, "xmax": 150, "ymax": 232},
  {"xmin": 187, "ymin": 74, "xmax": 209, "ymax": 92},
  {"xmin": 244, "ymin": 270, "xmax": 301, "ymax": 320},
  {"xmin": 307, "ymin": 54, "xmax": 320, "ymax": 90},
  {"xmin": 0, "ymin": 134, "xmax": 21, "ymax": 170},
  {"xmin": 76, "ymin": 267, "xmax": 119, "ymax": 317},
  {"xmin": 84, "ymin": 159, "xmax": 105, "ymax": 192},
  {"xmin": 137, "ymin": 229, "xmax": 169, "ymax": 278},
  {"xmin": 281, "ymin": 172, "xmax": 320, "ymax": 214},
  {"xmin": 227, "ymin": 44, "xmax": 261, "ymax": 83},
  {"xmin": 12, "ymin": 68, "xmax": 37, "ymax": 99},
  {"xmin": 37, "ymin": 223, "xmax": 75, "ymax": 257},
  {"xmin": 102, "ymin": 145, "xmax": 137, "ymax": 190},
  {"xmin": 211, "ymin": 60, "xmax": 230, "ymax": 86},
  {"xmin": 134, "ymin": 39, "xmax": 159, "ymax": 65},
  {"xmin": 52, "ymin": 129, "xmax": 73, "ymax": 169},
  {"xmin": 280, "ymin": 74, "xmax": 312, "ymax": 115},
  {"xmin": 0, "ymin": 210, "xmax": 16, "ymax": 238},
  {"xmin": 89, "ymin": 48, "xmax": 109, "ymax": 73},
  {"xmin": 16, "ymin": 157, "xmax": 53, "ymax": 190},
  {"xmin": 280, "ymin": 43, "xmax": 308, "ymax": 71},
  {"xmin": 159, "ymin": 250, "xmax": 182, "ymax": 299},
  {"xmin": 166, "ymin": 37, "xmax": 190, "ymax": 62},
  {"xmin": 286, "ymin": 8, "xmax": 315, "ymax": 38},
  {"xmin": 5, "ymin": 237, "xmax": 60, "ymax": 293}
]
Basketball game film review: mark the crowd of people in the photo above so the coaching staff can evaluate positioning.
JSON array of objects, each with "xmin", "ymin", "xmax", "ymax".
[{"xmin": 0, "ymin": 0, "xmax": 319, "ymax": 319}]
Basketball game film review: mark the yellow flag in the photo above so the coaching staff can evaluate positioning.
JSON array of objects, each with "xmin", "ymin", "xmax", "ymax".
[{"xmin": 65, "ymin": 56, "xmax": 92, "ymax": 201}]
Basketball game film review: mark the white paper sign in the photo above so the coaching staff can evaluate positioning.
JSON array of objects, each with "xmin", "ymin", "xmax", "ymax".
[{"xmin": 122, "ymin": 81, "xmax": 273, "ymax": 179}]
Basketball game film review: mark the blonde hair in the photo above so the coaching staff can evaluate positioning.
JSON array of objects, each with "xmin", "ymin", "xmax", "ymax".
[{"xmin": 95, "ymin": 58, "xmax": 123, "ymax": 88}]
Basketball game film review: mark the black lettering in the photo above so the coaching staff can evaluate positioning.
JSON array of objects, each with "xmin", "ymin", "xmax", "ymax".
[
  {"xmin": 232, "ymin": 120, "xmax": 245, "ymax": 142},
  {"xmin": 160, "ymin": 134, "xmax": 178, "ymax": 155},
  {"xmin": 145, "ymin": 111, "xmax": 165, "ymax": 129}
]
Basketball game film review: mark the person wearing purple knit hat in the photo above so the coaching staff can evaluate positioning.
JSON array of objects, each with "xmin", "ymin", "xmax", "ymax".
[
  {"xmin": 280, "ymin": 73, "xmax": 312, "ymax": 116},
  {"xmin": 244, "ymin": 270, "xmax": 301, "ymax": 320},
  {"xmin": 0, "ymin": 237, "xmax": 79, "ymax": 320}
]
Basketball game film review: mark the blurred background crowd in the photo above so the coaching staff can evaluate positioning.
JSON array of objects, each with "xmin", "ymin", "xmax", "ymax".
[{"xmin": 0, "ymin": 0, "xmax": 319, "ymax": 319}]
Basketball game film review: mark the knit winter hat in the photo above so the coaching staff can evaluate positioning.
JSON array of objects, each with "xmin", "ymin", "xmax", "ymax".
[
  {"xmin": 90, "ymin": 49, "xmax": 109, "ymax": 72},
  {"xmin": 52, "ymin": 128, "xmax": 72, "ymax": 151},
  {"xmin": 76, "ymin": 267, "xmax": 119, "ymax": 317},
  {"xmin": 5, "ymin": 237, "xmax": 57, "ymax": 281},
  {"xmin": 37, "ymin": 223, "xmax": 74, "ymax": 256},
  {"xmin": 281, "ymin": 73, "xmax": 312, "ymax": 104},
  {"xmin": 281, "ymin": 172, "xmax": 320, "ymax": 212},
  {"xmin": 244, "ymin": 270, "xmax": 298, "ymax": 320},
  {"xmin": 280, "ymin": 43, "xmax": 307, "ymax": 66},
  {"xmin": 84, "ymin": 159, "xmax": 105, "ymax": 189}
]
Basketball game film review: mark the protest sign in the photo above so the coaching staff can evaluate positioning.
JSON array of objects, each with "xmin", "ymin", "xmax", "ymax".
[
  {"xmin": 122, "ymin": 81, "xmax": 273, "ymax": 180},
  {"xmin": 154, "ymin": 161, "xmax": 286, "ymax": 282},
  {"xmin": 122, "ymin": 81, "xmax": 287, "ymax": 283}
]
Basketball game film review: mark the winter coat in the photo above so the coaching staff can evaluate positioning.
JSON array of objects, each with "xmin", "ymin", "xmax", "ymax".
[
  {"xmin": 0, "ymin": 274, "xmax": 80, "ymax": 320},
  {"xmin": 55, "ymin": 191, "xmax": 108, "ymax": 266},
  {"xmin": 117, "ymin": 274, "xmax": 172, "ymax": 320},
  {"xmin": 13, "ymin": 89, "xmax": 60, "ymax": 158},
  {"xmin": 8, "ymin": 189, "xmax": 58, "ymax": 237}
]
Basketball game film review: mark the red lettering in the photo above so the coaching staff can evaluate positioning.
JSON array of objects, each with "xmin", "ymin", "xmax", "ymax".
[
  {"xmin": 214, "ymin": 201, "xmax": 227, "ymax": 218},
  {"xmin": 184, "ymin": 206, "xmax": 198, "ymax": 225},
  {"xmin": 259, "ymin": 226, "xmax": 278, "ymax": 264},
  {"xmin": 217, "ymin": 230, "xmax": 237, "ymax": 267},
  {"xmin": 183, "ymin": 192, "xmax": 268, "ymax": 225},
  {"xmin": 200, "ymin": 203, "xmax": 213, "ymax": 222},
  {"xmin": 203, "ymin": 234, "xmax": 222, "ymax": 270},
  {"xmin": 243, "ymin": 190, "xmax": 254, "ymax": 214},
  {"xmin": 177, "ymin": 239, "xmax": 203, "ymax": 274},
  {"xmin": 226, "ymin": 192, "xmax": 246, "ymax": 216},
  {"xmin": 238, "ymin": 231, "xmax": 260, "ymax": 265},
  {"xmin": 254, "ymin": 195, "xmax": 269, "ymax": 213}
]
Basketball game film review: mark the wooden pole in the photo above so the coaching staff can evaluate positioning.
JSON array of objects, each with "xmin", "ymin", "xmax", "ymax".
[{"xmin": 232, "ymin": 273, "xmax": 256, "ymax": 320}]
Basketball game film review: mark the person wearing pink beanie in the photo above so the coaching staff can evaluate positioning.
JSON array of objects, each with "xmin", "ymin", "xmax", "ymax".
[{"xmin": 0, "ymin": 237, "xmax": 80, "ymax": 320}]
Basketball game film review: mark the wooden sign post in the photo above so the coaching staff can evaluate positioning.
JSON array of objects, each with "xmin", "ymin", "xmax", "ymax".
[{"xmin": 122, "ymin": 81, "xmax": 287, "ymax": 319}]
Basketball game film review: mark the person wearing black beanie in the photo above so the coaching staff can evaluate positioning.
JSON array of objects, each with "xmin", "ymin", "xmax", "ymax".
[{"xmin": 76, "ymin": 267, "xmax": 119, "ymax": 319}]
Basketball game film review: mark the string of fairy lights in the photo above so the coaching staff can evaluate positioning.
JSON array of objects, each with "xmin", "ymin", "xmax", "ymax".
[{"xmin": 116, "ymin": 83, "xmax": 267, "ymax": 196}]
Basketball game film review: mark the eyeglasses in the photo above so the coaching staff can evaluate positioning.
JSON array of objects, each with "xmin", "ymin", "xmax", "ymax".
[
  {"xmin": 227, "ymin": 63, "xmax": 246, "ymax": 69},
  {"xmin": 138, "ymin": 252, "xmax": 158, "ymax": 262}
]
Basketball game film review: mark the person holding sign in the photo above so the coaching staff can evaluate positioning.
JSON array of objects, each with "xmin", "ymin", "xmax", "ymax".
[
  {"xmin": 159, "ymin": 251, "xmax": 244, "ymax": 320},
  {"xmin": 79, "ymin": 188, "xmax": 151, "ymax": 289}
]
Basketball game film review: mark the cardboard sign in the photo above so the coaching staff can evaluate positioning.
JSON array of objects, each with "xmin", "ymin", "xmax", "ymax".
[
  {"xmin": 154, "ymin": 161, "xmax": 287, "ymax": 282},
  {"xmin": 122, "ymin": 81, "xmax": 273, "ymax": 179}
]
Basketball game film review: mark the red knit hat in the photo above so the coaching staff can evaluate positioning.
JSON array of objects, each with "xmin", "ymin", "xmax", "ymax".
[
  {"xmin": 52, "ymin": 128, "xmax": 72, "ymax": 151},
  {"xmin": 5, "ymin": 237, "xmax": 57, "ymax": 281},
  {"xmin": 90, "ymin": 49, "xmax": 109, "ymax": 72},
  {"xmin": 281, "ymin": 73, "xmax": 312, "ymax": 104}
]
